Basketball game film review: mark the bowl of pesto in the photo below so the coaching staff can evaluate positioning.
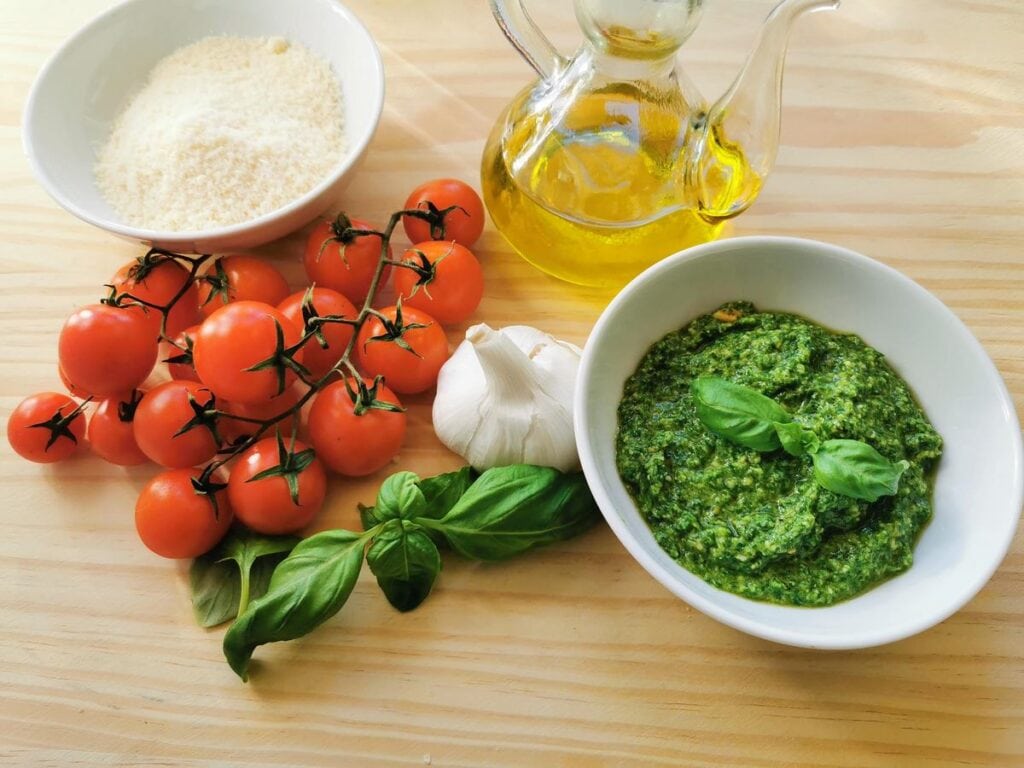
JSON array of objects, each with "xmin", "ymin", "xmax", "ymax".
[{"xmin": 575, "ymin": 236, "xmax": 1022, "ymax": 649}]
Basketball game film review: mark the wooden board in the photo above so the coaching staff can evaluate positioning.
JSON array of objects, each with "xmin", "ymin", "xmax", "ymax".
[{"xmin": 2, "ymin": 0, "xmax": 1023, "ymax": 765}]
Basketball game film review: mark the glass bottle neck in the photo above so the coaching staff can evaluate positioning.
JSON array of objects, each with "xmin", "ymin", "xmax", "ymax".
[{"xmin": 579, "ymin": 41, "xmax": 679, "ymax": 83}]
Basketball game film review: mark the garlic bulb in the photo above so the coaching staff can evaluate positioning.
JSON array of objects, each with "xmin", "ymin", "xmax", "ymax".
[{"xmin": 432, "ymin": 323, "xmax": 582, "ymax": 472}]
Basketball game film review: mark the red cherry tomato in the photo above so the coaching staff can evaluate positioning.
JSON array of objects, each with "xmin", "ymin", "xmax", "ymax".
[
  {"xmin": 303, "ymin": 217, "xmax": 391, "ymax": 304},
  {"xmin": 133, "ymin": 380, "xmax": 219, "ymax": 468},
  {"xmin": 88, "ymin": 391, "xmax": 149, "ymax": 466},
  {"xmin": 192, "ymin": 301, "xmax": 304, "ymax": 404},
  {"xmin": 7, "ymin": 392, "xmax": 87, "ymax": 463},
  {"xmin": 355, "ymin": 305, "xmax": 448, "ymax": 394},
  {"xmin": 228, "ymin": 436, "xmax": 326, "ymax": 534},
  {"xmin": 58, "ymin": 304, "xmax": 158, "ymax": 398},
  {"xmin": 163, "ymin": 324, "xmax": 201, "ymax": 382},
  {"xmin": 135, "ymin": 468, "xmax": 232, "ymax": 558},
  {"xmin": 277, "ymin": 288, "xmax": 357, "ymax": 380},
  {"xmin": 402, "ymin": 178, "xmax": 485, "ymax": 247},
  {"xmin": 198, "ymin": 255, "xmax": 291, "ymax": 318},
  {"xmin": 393, "ymin": 241, "xmax": 484, "ymax": 326},
  {"xmin": 111, "ymin": 256, "xmax": 201, "ymax": 339},
  {"xmin": 308, "ymin": 378, "xmax": 406, "ymax": 476},
  {"xmin": 59, "ymin": 364, "xmax": 93, "ymax": 399},
  {"xmin": 219, "ymin": 385, "xmax": 303, "ymax": 445}
]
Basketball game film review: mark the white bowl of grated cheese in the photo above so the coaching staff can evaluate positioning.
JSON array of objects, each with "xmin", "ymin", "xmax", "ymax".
[{"xmin": 23, "ymin": 0, "xmax": 384, "ymax": 253}]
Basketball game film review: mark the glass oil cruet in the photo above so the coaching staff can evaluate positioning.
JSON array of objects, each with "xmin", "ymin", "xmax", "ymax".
[{"xmin": 481, "ymin": 0, "xmax": 840, "ymax": 287}]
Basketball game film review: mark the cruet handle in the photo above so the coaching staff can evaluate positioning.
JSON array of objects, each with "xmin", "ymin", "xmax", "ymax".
[{"xmin": 490, "ymin": 0, "xmax": 565, "ymax": 80}]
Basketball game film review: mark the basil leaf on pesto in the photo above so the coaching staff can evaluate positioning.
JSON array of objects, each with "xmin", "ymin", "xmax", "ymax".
[
  {"xmin": 812, "ymin": 439, "xmax": 910, "ymax": 502},
  {"xmin": 693, "ymin": 377, "xmax": 906, "ymax": 502},
  {"xmin": 773, "ymin": 420, "xmax": 820, "ymax": 457},
  {"xmin": 691, "ymin": 376, "xmax": 791, "ymax": 452}
]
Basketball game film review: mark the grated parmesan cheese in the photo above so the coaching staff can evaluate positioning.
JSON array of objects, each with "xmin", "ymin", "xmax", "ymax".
[{"xmin": 95, "ymin": 36, "xmax": 346, "ymax": 231}]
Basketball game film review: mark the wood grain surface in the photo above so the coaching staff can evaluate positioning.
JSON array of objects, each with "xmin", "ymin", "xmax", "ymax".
[{"xmin": 2, "ymin": 0, "xmax": 1023, "ymax": 765}]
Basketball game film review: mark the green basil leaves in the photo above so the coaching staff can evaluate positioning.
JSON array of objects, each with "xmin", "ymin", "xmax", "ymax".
[
  {"xmin": 418, "ymin": 466, "xmax": 598, "ymax": 561},
  {"xmin": 221, "ymin": 464, "xmax": 599, "ymax": 681},
  {"xmin": 691, "ymin": 376, "xmax": 910, "ymax": 502},
  {"xmin": 189, "ymin": 527, "xmax": 300, "ymax": 628},
  {"xmin": 416, "ymin": 466, "xmax": 477, "ymax": 520},
  {"xmin": 366, "ymin": 519, "xmax": 441, "ymax": 612},
  {"xmin": 223, "ymin": 529, "xmax": 369, "ymax": 681}
]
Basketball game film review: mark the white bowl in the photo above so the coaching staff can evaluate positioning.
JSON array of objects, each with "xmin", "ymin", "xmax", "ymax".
[
  {"xmin": 575, "ymin": 236, "xmax": 1023, "ymax": 649},
  {"xmin": 22, "ymin": 0, "xmax": 384, "ymax": 253}
]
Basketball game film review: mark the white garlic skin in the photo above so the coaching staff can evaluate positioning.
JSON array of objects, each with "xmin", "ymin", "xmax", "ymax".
[{"xmin": 431, "ymin": 323, "xmax": 581, "ymax": 472}]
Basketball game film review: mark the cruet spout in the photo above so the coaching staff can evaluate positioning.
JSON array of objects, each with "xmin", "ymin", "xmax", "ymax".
[{"xmin": 692, "ymin": 0, "xmax": 839, "ymax": 220}]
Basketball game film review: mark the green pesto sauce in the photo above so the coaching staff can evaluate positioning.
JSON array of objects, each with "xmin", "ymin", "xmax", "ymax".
[{"xmin": 615, "ymin": 302, "xmax": 943, "ymax": 607}]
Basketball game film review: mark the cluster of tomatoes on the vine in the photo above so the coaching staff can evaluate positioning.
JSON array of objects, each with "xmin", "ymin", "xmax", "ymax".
[{"xmin": 7, "ymin": 179, "xmax": 485, "ymax": 560}]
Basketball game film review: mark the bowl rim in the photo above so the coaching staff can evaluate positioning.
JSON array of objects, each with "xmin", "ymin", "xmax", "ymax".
[
  {"xmin": 574, "ymin": 234, "xmax": 1024, "ymax": 650},
  {"xmin": 21, "ymin": 0, "xmax": 385, "ymax": 243}
]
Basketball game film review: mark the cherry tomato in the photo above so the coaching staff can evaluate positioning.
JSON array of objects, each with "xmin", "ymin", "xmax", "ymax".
[
  {"xmin": 135, "ymin": 468, "xmax": 232, "ymax": 558},
  {"xmin": 228, "ymin": 436, "xmax": 326, "ymax": 534},
  {"xmin": 58, "ymin": 304, "xmax": 158, "ymax": 398},
  {"xmin": 7, "ymin": 392, "xmax": 87, "ymax": 463},
  {"xmin": 111, "ymin": 256, "xmax": 201, "ymax": 339},
  {"xmin": 303, "ymin": 217, "xmax": 391, "ymax": 304},
  {"xmin": 198, "ymin": 255, "xmax": 290, "ymax": 318},
  {"xmin": 356, "ymin": 305, "xmax": 448, "ymax": 394},
  {"xmin": 402, "ymin": 178, "xmax": 485, "ymax": 247},
  {"xmin": 133, "ymin": 380, "xmax": 219, "ymax": 468},
  {"xmin": 308, "ymin": 378, "xmax": 406, "ymax": 476},
  {"xmin": 193, "ymin": 301, "xmax": 305, "ymax": 404},
  {"xmin": 219, "ymin": 385, "xmax": 303, "ymax": 445},
  {"xmin": 394, "ymin": 241, "xmax": 484, "ymax": 325},
  {"xmin": 88, "ymin": 391, "xmax": 148, "ymax": 466},
  {"xmin": 59, "ymin": 364, "xmax": 93, "ymax": 399},
  {"xmin": 163, "ymin": 324, "xmax": 201, "ymax": 382},
  {"xmin": 277, "ymin": 288, "xmax": 357, "ymax": 380}
]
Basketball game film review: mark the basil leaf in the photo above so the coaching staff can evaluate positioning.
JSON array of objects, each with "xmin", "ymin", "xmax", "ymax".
[
  {"xmin": 366, "ymin": 519, "xmax": 441, "ymax": 612},
  {"xmin": 378, "ymin": 470, "xmax": 427, "ymax": 519},
  {"xmin": 216, "ymin": 527, "xmax": 302, "ymax": 571},
  {"xmin": 361, "ymin": 468, "xmax": 476, "ymax": 532},
  {"xmin": 811, "ymin": 439, "xmax": 910, "ymax": 502},
  {"xmin": 189, "ymin": 528, "xmax": 299, "ymax": 628},
  {"xmin": 190, "ymin": 551, "xmax": 289, "ymax": 628},
  {"xmin": 417, "ymin": 466, "xmax": 477, "ymax": 520},
  {"xmin": 223, "ymin": 529, "xmax": 367, "ymax": 681},
  {"xmin": 420, "ymin": 465, "xmax": 600, "ymax": 561},
  {"xmin": 691, "ymin": 376, "xmax": 792, "ymax": 452},
  {"xmin": 362, "ymin": 471, "xmax": 426, "ymax": 526},
  {"xmin": 773, "ymin": 421, "xmax": 820, "ymax": 458},
  {"xmin": 359, "ymin": 502, "xmax": 381, "ymax": 531}
]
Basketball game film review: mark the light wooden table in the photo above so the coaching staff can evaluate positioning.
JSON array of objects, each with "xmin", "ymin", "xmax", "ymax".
[{"xmin": 2, "ymin": 1, "xmax": 1023, "ymax": 765}]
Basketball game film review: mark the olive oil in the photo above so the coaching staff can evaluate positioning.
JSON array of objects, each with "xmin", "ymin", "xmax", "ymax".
[
  {"xmin": 483, "ymin": 0, "xmax": 838, "ymax": 288},
  {"xmin": 481, "ymin": 88, "xmax": 762, "ymax": 288}
]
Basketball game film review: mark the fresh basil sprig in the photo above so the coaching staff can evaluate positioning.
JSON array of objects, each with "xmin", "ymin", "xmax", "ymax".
[
  {"xmin": 189, "ymin": 527, "xmax": 300, "ymax": 628},
  {"xmin": 691, "ymin": 376, "xmax": 910, "ymax": 502},
  {"xmin": 222, "ymin": 464, "xmax": 600, "ymax": 681}
]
